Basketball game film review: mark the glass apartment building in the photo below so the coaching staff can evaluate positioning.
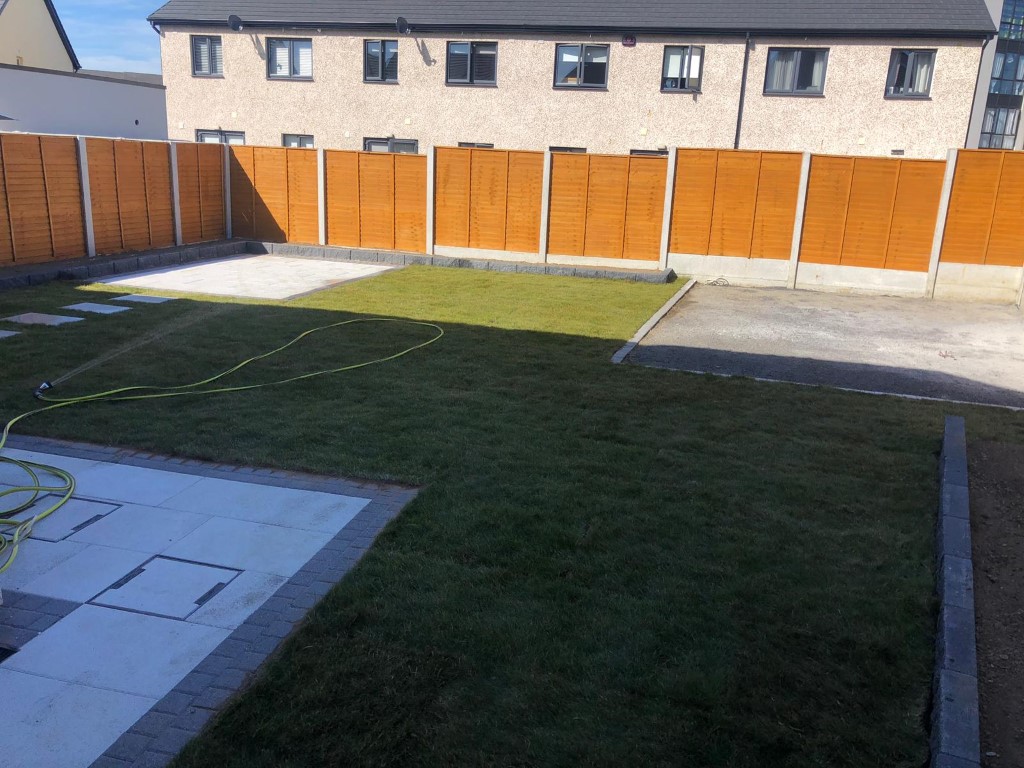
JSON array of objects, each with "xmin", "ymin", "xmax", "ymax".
[{"xmin": 980, "ymin": 0, "xmax": 1024, "ymax": 147}]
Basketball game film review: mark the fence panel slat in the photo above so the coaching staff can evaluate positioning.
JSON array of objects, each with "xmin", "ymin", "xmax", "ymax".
[
  {"xmin": 114, "ymin": 141, "xmax": 151, "ymax": 251},
  {"xmin": 548, "ymin": 153, "xmax": 589, "ymax": 257},
  {"xmin": 176, "ymin": 143, "xmax": 203, "ymax": 244},
  {"xmin": 2, "ymin": 135, "xmax": 53, "ymax": 263},
  {"xmin": 394, "ymin": 154, "xmax": 427, "ymax": 252},
  {"xmin": 584, "ymin": 155, "xmax": 629, "ymax": 259},
  {"xmin": 143, "ymin": 143, "xmax": 175, "ymax": 248},
  {"xmin": 286, "ymin": 149, "xmax": 319, "ymax": 245},
  {"xmin": 39, "ymin": 136, "xmax": 85, "ymax": 260},
  {"xmin": 468, "ymin": 149, "xmax": 508, "ymax": 251},
  {"xmin": 504, "ymin": 151, "xmax": 543, "ymax": 253},
  {"xmin": 197, "ymin": 143, "xmax": 224, "ymax": 241},
  {"xmin": 622, "ymin": 156, "xmax": 665, "ymax": 261},
  {"xmin": 885, "ymin": 160, "xmax": 944, "ymax": 272},
  {"xmin": 0, "ymin": 141, "xmax": 12, "ymax": 263},
  {"xmin": 435, "ymin": 148, "xmax": 470, "ymax": 248},
  {"xmin": 709, "ymin": 151, "xmax": 760, "ymax": 258},
  {"xmin": 325, "ymin": 150, "xmax": 360, "ymax": 247},
  {"xmin": 940, "ymin": 151, "xmax": 1002, "ymax": 266},
  {"xmin": 750, "ymin": 152, "xmax": 802, "ymax": 260},
  {"xmin": 252, "ymin": 147, "xmax": 288, "ymax": 242},
  {"xmin": 985, "ymin": 152, "xmax": 1024, "ymax": 267},
  {"xmin": 840, "ymin": 158, "xmax": 899, "ymax": 269},
  {"xmin": 669, "ymin": 149, "xmax": 718, "ymax": 255},
  {"xmin": 799, "ymin": 156, "xmax": 854, "ymax": 265},
  {"xmin": 358, "ymin": 153, "xmax": 395, "ymax": 250},
  {"xmin": 229, "ymin": 146, "xmax": 256, "ymax": 240}
]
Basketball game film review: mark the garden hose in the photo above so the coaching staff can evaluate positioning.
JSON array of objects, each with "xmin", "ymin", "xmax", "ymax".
[{"xmin": 0, "ymin": 317, "xmax": 444, "ymax": 575}]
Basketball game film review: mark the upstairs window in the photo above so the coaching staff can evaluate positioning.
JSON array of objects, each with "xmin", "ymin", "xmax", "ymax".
[
  {"xmin": 268, "ymin": 38, "xmax": 313, "ymax": 80},
  {"xmin": 662, "ymin": 46, "xmax": 703, "ymax": 92},
  {"xmin": 191, "ymin": 35, "xmax": 223, "ymax": 77},
  {"xmin": 283, "ymin": 134, "xmax": 314, "ymax": 148},
  {"xmin": 554, "ymin": 44, "xmax": 609, "ymax": 88},
  {"xmin": 886, "ymin": 49, "xmax": 935, "ymax": 98},
  {"xmin": 764, "ymin": 48, "xmax": 828, "ymax": 95},
  {"xmin": 364, "ymin": 137, "xmax": 419, "ymax": 153},
  {"xmin": 364, "ymin": 40, "xmax": 399, "ymax": 82},
  {"xmin": 447, "ymin": 42, "xmax": 497, "ymax": 85}
]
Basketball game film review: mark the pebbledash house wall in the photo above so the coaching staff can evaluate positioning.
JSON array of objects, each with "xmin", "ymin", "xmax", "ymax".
[{"xmin": 159, "ymin": 28, "xmax": 982, "ymax": 159}]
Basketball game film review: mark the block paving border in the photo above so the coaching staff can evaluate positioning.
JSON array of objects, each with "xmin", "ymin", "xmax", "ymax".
[
  {"xmin": 0, "ymin": 434, "xmax": 417, "ymax": 768},
  {"xmin": 931, "ymin": 415, "xmax": 980, "ymax": 768}
]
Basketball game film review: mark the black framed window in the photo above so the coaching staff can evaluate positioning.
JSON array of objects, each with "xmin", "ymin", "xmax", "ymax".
[
  {"xmin": 764, "ymin": 48, "xmax": 828, "ymax": 95},
  {"xmin": 283, "ymin": 134, "xmax": 314, "ymax": 148},
  {"xmin": 630, "ymin": 149, "xmax": 669, "ymax": 156},
  {"xmin": 196, "ymin": 130, "xmax": 245, "ymax": 145},
  {"xmin": 447, "ymin": 42, "xmax": 497, "ymax": 84},
  {"xmin": 364, "ymin": 40, "xmax": 399, "ymax": 82},
  {"xmin": 661, "ymin": 46, "xmax": 703, "ymax": 92},
  {"xmin": 458, "ymin": 142, "xmax": 495, "ymax": 148},
  {"xmin": 554, "ymin": 44, "xmax": 609, "ymax": 88},
  {"xmin": 549, "ymin": 146, "xmax": 586, "ymax": 153},
  {"xmin": 980, "ymin": 107, "xmax": 1021, "ymax": 148},
  {"xmin": 886, "ymin": 49, "xmax": 935, "ymax": 98},
  {"xmin": 363, "ymin": 137, "xmax": 419, "ymax": 153},
  {"xmin": 191, "ymin": 35, "xmax": 223, "ymax": 77},
  {"xmin": 268, "ymin": 38, "xmax": 313, "ymax": 79}
]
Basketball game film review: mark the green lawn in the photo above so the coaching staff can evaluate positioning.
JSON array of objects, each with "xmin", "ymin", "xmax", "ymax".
[{"xmin": 1, "ymin": 267, "xmax": 1021, "ymax": 767}]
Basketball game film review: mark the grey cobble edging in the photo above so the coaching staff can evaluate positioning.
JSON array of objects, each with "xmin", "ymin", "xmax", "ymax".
[
  {"xmin": 0, "ymin": 435, "xmax": 416, "ymax": 768},
  {"xmin": 0, "ymin": 240, "xmax": 249, "ymax": 292},
  {"xmin": 252, "ymin": 241, "xmax": 676, "ymax": 284},
  {"xmin": 611, "ymin": 278, "xmax": 697, "ymax": 364},
  {"xmin": 931, "ymin": 415, "xmax": 980, "ymax": 768}
]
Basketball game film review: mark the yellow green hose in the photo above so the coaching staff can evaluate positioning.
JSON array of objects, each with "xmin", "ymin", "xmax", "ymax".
[{"xmin": 0, "ymin": 317, "xmax": 443, "ymax": 574}]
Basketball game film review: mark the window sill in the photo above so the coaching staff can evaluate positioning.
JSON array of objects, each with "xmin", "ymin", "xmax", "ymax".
[
  {"xmin": 192, "ymin": 73, "xmax": 224, "ymax": 79},
  {"xmin": 762, "ymin": 91, "xmax": 826, "ymax": 98},
  {"xmin": 884, "ymin": 94, "xmax": 932, "ymax": 101},
  {"xmin": 363, "ymin": 79, "xmax": 400, "ymax": 84},
  {"xmin": 660, "ymin": 88, "xmax": 701, "ymax": 95},
  {"xmin": 267, "ymin": 76, "xmax": 314, "ymax": 82},
  {"xmin": 445, "ymin": 82, "xmax": 498, "ymax": 88},
  {"xmin": 553, "ymin": 84, "xmax": 609, "ymax": 91}
]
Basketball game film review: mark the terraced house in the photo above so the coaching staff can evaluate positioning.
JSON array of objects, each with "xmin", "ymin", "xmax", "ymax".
[{"xmin": 149, "ymin": 0, "xmax": 997, "ymax": 158}]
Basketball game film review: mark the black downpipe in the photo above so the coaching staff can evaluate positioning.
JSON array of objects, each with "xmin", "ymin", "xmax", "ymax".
[{"xmin": 734, "ymin": 33, "xmax": 751, "ymax": 149}]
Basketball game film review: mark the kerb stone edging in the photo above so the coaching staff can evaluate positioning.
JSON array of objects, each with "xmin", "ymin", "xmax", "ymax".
[
  {"xmin": 610, "ymin": 278, "xmax": 697, "ymax": 364},
  {"xmin": 931, "ymin": 415, "xmax": 980, "ymax": 768}
]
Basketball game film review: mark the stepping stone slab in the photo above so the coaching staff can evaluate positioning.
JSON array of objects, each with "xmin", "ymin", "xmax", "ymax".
[
  {"xmin": 3, "ymin": 313, "xmax": 83, "ymax": 326},
  {"xmin": 0, "ymin": 330, "xmax": 19, "ymax": 340},
  {"xmin": 61, "ymin": 302, "xmax": 131, "ymax": 315},
  {"xmin": 111, "ymin": 294, "xmax": 177, "ymax": 304}
]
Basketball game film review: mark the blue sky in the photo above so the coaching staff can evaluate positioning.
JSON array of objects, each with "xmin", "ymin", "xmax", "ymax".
[{"xmin": 54, "ymin": 0, "xmax": 163, "ymax": 73}]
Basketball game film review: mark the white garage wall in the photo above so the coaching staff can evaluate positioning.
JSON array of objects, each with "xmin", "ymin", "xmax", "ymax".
[{"xmin": 0, "ymin": 63, "xmax": 167, "ymax": 140}]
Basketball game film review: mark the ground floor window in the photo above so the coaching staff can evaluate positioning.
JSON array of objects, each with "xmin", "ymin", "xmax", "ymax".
[
  {"xmin": 550, "ymin": 146, "xmax": 586, "ymax": 153},
  {"xmin": 196, "ymin": 130, "xmax": 245, "ymax": 145},
  {"xmin": 630, "ymin": 149, "xmax": 669, "ymax": 156},
  {"xmin": 283, "ymin": 134, "xmax": 314, "ymax": 148},
  {"xmin": 457, "ymin": 142, "xmax": 494, "ymax": 148},
  {"xmin": 363, "ymin": 137, "xmax": 419, "ymax": 153}
]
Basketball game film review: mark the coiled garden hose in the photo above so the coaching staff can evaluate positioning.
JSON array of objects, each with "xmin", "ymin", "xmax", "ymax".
[{"xmin": 0, "ymin": 317, "xmax": 444, "ymax": 575}]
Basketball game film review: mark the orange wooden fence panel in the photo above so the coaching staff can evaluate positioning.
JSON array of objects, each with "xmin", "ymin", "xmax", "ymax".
[
  {"xmin": 229, "ymin": 147, "xmax": 256, "ymax": 240},
  {"xmin": 840, "ymin": 157, "xmax": 900, "ymax": 269},
  {"xmin": 394, "ymin": 153, "xmax": 426, "ymax": 252},
  {"xmin": 547, "ymin": 153, "xmax": 589, "ymax": 256},
  {"xmin": 434, "ymin": 147, "xmax": 471, "ymax": 247},
  {"xmin": 469, "ymin": 149, "xmax": 508, "ymax": 251},
  {"xmin": 142, "ymin": 142, "xmax": 175, "ymax": 248},
  {"xmin": 941, "ymin": 151, "xmax": 1003, "ymax": 266},
  {"xmin": 3, "ymin": 135, "xmax": 58, "ymax": 263},
  {"xmin": 358, "ymin": 153, "xmax": 396, "ymax": 250},
  {"xmin": 197, "ymin": 143, "xmax": 225, "ymax": 241},
  {"xmin": 623, "ymin": 156, "xmax": 667, "ymax": 262},
  {"xmin": 325, "ymin": 150, "xmax": 360, "ymax": 247},
  {"xmin": 987, "ymin": 152, "xmax": 1024, "ymax": 267},
  {"xmin": 505, "ymin": 151, "xmax": 543, "ymax": 253},
  {"xmin": 799, "ymin": 156, "xmax": 854, "ymax": 266},
  {"xmin": 669, "ymin": 149, "xmax": 717, "ymax": 256},
  {"xmin": 0, "ymin": 140, "xmax": 12, "ymax": 264},
  {"xmin": 709, "ymin": 152, "xmax": 760, "ymax": 258},
  {"xmin": 39, "ymin": 136, "xmax": 85, "ymax": 260},
  {"xmin": 750, "ymin": 153, "xmax": 802, "ymax": 260},
  {"xmin": 584, "ymin": 155, "xmax": 629, "ymax": 259},
  {"xmin": 286, "ymin": 149, "xmax": 319, "ymax": 245},
  {"xmin": 885, "ymin": 160, "xmax": 944, "ymax": 272},
  {"xmin": 252, "ymin": 147, "xmax": 288, "ymax": 242},
  {"xmin": 114, "ymin": 140, "xmax": 151, "ymax": 252},
  {"xmin": 175, "ymin": 143, "xmax": 203, "ymax": 245}
]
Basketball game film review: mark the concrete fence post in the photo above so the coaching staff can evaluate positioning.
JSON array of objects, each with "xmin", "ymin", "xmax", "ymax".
[
  {"xmin": 317, "ymin": 147, "xmax": 327, "ymax": 246},
  {"xmin": 786, "ymin": 152, "xmax": 812, "ymax": 290},
  {"xmin": 538, "ymin": 150, "xmax": 553, "ymax": 262},
  {"xmin": 425, "ymin": 146, "xmax": 435, "ymax": 255},
  {"xmin": 927, "ymin": 148, "xmax": 959, "ymax": 299},
  {"xmin": 658, "ymin": 147, "xmax": 678, "ymax": 271},
  {"xmin": 223, "ymin": 144, "xmax": 233, "ymax": 240},
  {"xmin": 75, "ymin": 136, "xmax": 97, "ymax": 258},
  {"xmin": 168, "ymin": 142, "xmax": 183, "ymax": 247}
]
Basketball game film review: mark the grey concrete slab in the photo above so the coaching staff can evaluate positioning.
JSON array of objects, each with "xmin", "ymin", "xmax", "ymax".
[
  {"xmin": 61, "ymin": 302, "xmax": 131, "ymax": 315},
  {"xmin": 93, "ymin": 558, "xmax": 238, "ymax": 619},
  {"xmin": 185, "ymin": 570, "xmax": 288, "ymax": 629},
  {"xmin": 630, "ymin": 285, "xmax": 1024, "ymax": 408},
  {"xmin": 161, "ymin": 476, "xmax": 369, "ymax": 532},
  {"xmin": 12, "ymin": 498, "xmax": 119, "ymax": 542},
  {"xmin": 164, "ymin": 517, "xmax": 335, "ymax": 576},
  {"xmin": 0, "ymin": 669, "xmax": 155, "ymax": 768},
  {"xmin": 68, "ymin": 503, "xmax": 210, "ymax": 554},
  {"xmin": 3, "ymin": 312, "xmax": 84, "ymax": 326},
  {"xmin": 69, "ymin": 462, "xmax": 204, "ymax": 506},
  {"xmin": 19, "ymin": 545, "xmax": 149, "ymax": 602},
  {"xmin": 0, "ymin": 329, "xmax": 19, "ymax": 340},
  {"xmin": 4, "ymin": 604, "xmax": 230, "ymax": 698},
  {"xmin": 110, "ymin": 294, "xmax": 177, "ymax": 304},
  {"xmin": 0, "ymin": 539, "xmax": 87, "ymax": 591}
]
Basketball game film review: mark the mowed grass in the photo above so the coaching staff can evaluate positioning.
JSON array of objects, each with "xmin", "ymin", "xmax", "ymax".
[{"xmin": 1, "ymin": 266, "xmax": 1022, "ymax": 767}]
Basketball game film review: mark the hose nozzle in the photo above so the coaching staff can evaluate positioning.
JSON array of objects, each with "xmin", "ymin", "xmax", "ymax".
[{"xmin": 33, "ymin": 381, "xmax": 53, "ymax": 399}]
